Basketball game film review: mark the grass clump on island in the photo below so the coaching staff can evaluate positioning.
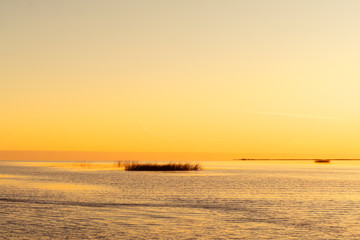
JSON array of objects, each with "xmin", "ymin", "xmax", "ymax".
[{"xmin": 115, "ymin": 161, "xmax": 202, "ymax": 171}]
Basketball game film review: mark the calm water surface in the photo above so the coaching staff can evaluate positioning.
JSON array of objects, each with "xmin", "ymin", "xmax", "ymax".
[{"xmin": 1, "ymin": 160, "xmax": 360, "ymax": 239}]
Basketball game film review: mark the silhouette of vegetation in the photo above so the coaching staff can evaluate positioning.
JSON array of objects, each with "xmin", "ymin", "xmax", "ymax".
[
  {"xmin": 314, "ymin": 159, "xmax": 331, "ymax": 163},
  {"xmin": 78, "ymin": 161, "xmax": 92, "ymax": 168},
  {"xmin": 120, "ymin": 162, "xmax": 202, "ymax": 171},
  {"xmin": 113, "ymin": 160, "xmax": 123, "ymax": 167}
]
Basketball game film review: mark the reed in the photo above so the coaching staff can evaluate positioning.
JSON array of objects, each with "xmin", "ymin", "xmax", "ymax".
[
  {"xmin": 78, "ymin": 161, "xmax": 92, "ymax": 168},
  {"xmin": 114, "ymin": 160, "xmax": 124, "ymax": 167},
  {"xmin": 123, "ymin": 162, "xmax": 202, "ymax": 171},
  {"xmin": 314, "ymin": 159, "xmax": 331, "ymax": 163}
]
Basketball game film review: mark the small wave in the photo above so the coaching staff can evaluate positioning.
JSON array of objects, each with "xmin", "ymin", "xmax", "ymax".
[
  {"xmin": 0, "ymin": 198, "xmax": 149, "ymax": 208},
  {"xmin": 0, "ymin": 197, "xmax": 258, "ymax": 213}
]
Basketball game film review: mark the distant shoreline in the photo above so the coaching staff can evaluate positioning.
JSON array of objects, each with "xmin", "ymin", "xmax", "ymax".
[{"xmin": 234, "ymin": 159, "xmax": 360, "ymax": 161}]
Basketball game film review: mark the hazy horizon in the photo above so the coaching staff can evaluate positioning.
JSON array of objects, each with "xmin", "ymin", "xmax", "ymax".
[{"xmin": 1, "ymin": 150, "xmax": 360, "ymax": 161}]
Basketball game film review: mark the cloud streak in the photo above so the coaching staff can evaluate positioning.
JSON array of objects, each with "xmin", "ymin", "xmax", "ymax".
[{"xmin": 241, "ymin": 111, "xmax": 345, "ymax": 120}]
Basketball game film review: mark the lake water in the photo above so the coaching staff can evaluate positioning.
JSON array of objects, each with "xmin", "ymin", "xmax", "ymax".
[{"xmin": 1, "ymin": 160, "xmax": 360, "ymax": 239}]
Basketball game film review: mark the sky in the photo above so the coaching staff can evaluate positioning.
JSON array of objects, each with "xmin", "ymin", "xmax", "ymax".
[{"xmin": 1, "ymin": 0, "xmax": 360, "ymax": 160}]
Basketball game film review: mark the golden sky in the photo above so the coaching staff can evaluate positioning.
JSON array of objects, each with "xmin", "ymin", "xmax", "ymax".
[{"xmin": 1, "ymin": 1, "xmax": 360, "ymax": 159}]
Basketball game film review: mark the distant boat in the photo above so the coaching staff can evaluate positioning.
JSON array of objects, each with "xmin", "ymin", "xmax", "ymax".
[{"xmin": 314, "ymin": 159, "xmax": 330, "ymax": 163}]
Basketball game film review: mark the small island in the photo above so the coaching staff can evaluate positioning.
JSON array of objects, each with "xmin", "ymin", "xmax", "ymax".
[
  {"xmin": 314, "ymin": 159, "xmax": 331, "ymax": 163},
  {"xmin": 120, "ymin": 162, "xmax": 202, "ymax": 171}
]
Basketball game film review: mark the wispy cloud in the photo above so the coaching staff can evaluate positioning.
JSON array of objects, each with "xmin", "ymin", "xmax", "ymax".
[{"xmin": 240, "ymin": 111, "xmax": 345, "ymax": 120}]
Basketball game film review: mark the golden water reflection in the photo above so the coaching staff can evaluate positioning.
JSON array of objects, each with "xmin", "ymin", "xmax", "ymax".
[
  {"xmin": 0, "ymin": 172, "xmax": 100, "ymax": 191},
  {"xmin": 7, "ymin": 161, "xmax": 124, "ymax": 171},
  {"xmin": 1, "ymin": 160, "xmax": 360, "ymax": 239}
]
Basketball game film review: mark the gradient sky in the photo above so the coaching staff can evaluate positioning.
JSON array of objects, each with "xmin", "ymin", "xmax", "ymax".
[{"xmin": 1, "ymin": 0, "xmax": 360, "ymax": 158}]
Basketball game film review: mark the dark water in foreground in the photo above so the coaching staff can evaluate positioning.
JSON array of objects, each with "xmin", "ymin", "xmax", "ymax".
[{"xmin": 1, "ymin": 161, "xmax": 360, "ymax": 239}]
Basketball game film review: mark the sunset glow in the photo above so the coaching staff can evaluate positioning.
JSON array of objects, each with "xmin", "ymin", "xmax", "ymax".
[{"xmin": 2, "ymin": 1, "xmax": 360, "ymax": 159}]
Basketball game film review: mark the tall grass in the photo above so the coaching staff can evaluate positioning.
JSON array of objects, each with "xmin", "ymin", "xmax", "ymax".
[
  {"xmin": 114, "ymin": 160, "xmax": 124, "ymax": 168},
  {"xmin": 120, "ymin": 162, "xmax": 202, "ymax": 171},
  {"xmin": 78, "ymin": 161, "xmax": 92, "ymax": 168},
  {"xmin": 314, "ymin": 159, "xmax": 330, "ymax": 163}
]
